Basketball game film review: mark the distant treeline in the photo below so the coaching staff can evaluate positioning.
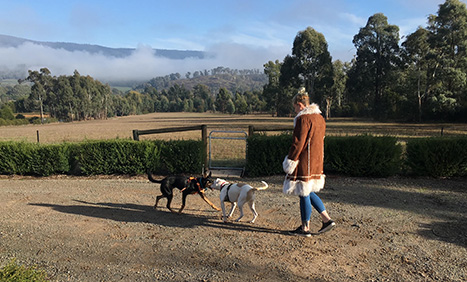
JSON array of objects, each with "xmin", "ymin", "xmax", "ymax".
[
  {"xmin": 135, "ymin": 66, "xmax": 266, "ymax": 94},
  {"xmin": 0, "ymin": 67, "xmax": 267, "ymax": 123}
]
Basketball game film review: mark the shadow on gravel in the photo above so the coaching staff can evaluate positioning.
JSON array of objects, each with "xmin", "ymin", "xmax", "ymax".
[
  {"xmin": 29, "ymin": 200, "xmax": 283, "ymax": 235},
  {"xmin": 321, "ymin": 177, "xmax": 467, "ymax": 247}
]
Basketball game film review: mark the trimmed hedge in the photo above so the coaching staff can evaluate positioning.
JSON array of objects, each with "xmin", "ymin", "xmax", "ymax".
[
  {"xmin": 324, "ymin": 135, "xmax": 402, "ymax": 177},
  {"xmin": 246, "ymin": 134, "xmax": 403, "ymax": 177},
  {"xmin": 158, "ymin": 140, "xmax": 205, "ymax": 175},
  {"xmin": 405, "ymin": 137, "xmax": 467, "ymax": 177},
  {"xmin": 0, "ymin": 136, "xmax": 466, "ymax": 178},
  {"xmin": 0, "ymin": 142, "xmax": 69, "ymax": 176},
  {"xmin": 245, "ymin": 134, "xmax": 292, "ymax": 176},
  {"xmin": 0, "ymin": 139, "xmax": 204, "ymax": 176},
  {"xmin": 71, "ymin": 140, "xmax": 157, "ymax": 175}
]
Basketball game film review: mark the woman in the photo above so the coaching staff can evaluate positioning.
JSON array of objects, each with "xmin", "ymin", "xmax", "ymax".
[{"xmin": 283, "ymin": 87, "xmax": 335, "ymax": 237}]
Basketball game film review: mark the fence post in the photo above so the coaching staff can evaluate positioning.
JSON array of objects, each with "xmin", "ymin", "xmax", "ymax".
[
  {"xmin": 132, "ymin": 130, "xmax": 139, "ymax": 141},
  {"xmin": 201, "ymin": 125, "xmax": 208, "ymax": 172},
  {"xmin": 248, "ymin": 125, "xmax": 254, "ymax": 137},
  {"xmin": 37, "ymin": 130, "xmax": 40, "ymax": 143}
]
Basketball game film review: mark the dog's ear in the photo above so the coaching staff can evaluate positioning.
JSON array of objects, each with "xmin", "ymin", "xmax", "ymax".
[{"xmin": 208, "ymin": 171, "xmax": 212, "ymax": 178}]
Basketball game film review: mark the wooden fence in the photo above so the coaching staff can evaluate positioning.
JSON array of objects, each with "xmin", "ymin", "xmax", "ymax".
[
  {"xmin": 133, "ymin": 125, "xmax": 209, "ymax": 168},
  {"xmin": 132, "ymin": 125, "xmax": 293, "ymax": 174}
]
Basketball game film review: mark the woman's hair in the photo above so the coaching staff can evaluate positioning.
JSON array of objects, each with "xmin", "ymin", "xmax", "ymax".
[{"xmin": 292, "ymin": 87, "xmax": 309, "ymax": 106}]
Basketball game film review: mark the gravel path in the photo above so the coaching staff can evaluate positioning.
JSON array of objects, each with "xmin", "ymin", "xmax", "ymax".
[{"xmin": 0, "ymin": 174, "xmax": 466, "ymax": 281}]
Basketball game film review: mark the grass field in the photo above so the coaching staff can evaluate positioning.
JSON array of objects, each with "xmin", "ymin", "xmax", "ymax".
[{"xmin": 1, "ymin": 112, "xmax": 466, "ymax": 144}]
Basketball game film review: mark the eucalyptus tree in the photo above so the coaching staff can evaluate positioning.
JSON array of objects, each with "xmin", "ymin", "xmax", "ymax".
[
  {"xmin": 350, "ymin": 13, "xmax": 400, "ymax": 120},
  {"xmin": 125, "ymin": 90, "xmax": 143, "ymax": 115},
  {"xmin": 426, "ymin": 0, "xmax": 467, "ymax": 120},
  {"xmin": 54, "ymin": 75, "xmax": 75, "ymax": 121},
  {"xmin": 286, "ymin": 27, "xmax": 334, "ymax": 106},
  {"xmin": 234, "ymin": 93, "xmax": 248, "ymax": 114},
  {"xmin": 23, "ymin": 68, "xmax": 53, "ymax": 123},
  {"xmin": 193, "ymin": 84, "xmax": 212, "ymax": 112},
  {"xmin": 330, "ymin": 60, "xmax": 349, "ymax": 117},
  {"xmin": 215, "ymin": 88, "xmax": 233, "ymax": 113},
  {"xmin": 263, "ymin": 60, "xmax": 282, "ymax": 116},
  {"xmin": 401, "ymin": 27, "xmax": 431, "ymax": 121}
]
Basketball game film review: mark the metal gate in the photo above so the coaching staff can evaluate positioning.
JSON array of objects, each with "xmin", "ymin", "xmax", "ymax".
[{"xmin": 208, "ymin": 130, "xmax": 247, "ymax": 177}]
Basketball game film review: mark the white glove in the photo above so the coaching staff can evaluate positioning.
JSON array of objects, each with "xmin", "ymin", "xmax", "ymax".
[{"xmin": 282, "ymin": 155, "xmax": 298, "ymax": 175}]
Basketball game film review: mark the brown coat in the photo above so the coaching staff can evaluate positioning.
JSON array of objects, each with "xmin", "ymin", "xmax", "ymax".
[{"xmin": 282, "ymin": 104, "xmax": 326, "ymax": 196}]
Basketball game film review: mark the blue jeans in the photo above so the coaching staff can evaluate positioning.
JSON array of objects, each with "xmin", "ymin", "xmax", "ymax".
[{"xmin": 299, "ymin": 193, "xmax": 326, "ymax": 222}]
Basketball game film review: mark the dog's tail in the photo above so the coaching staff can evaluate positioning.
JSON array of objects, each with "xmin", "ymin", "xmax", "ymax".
[
  {"xmin": 147, "ymin": 169, "xmax": 163, "ymax": 183},
  {"xmin": 254, "ymin": 181, "xmax": 268, "ymax": 191}
]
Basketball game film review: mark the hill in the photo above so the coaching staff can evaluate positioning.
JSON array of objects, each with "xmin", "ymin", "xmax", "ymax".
[
  {"xmin": 0, "ymin": 34, "xmax": 207, "ymax": 81},
  {"xmin": 135, "ymin": 68, "xmax": 268, "ymax": 94},
  {"xmin": 0, "ymin": 34, "xmax": 205, "ymax": 59}
]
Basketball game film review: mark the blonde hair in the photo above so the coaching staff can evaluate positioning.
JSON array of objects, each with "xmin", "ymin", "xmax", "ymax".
[{"xmin": 292, "ymin": 87, "xmax": 309, "ymax": 106}]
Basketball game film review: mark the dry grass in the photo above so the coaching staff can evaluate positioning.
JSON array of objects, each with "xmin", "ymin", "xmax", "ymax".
[{"xmin": 0, "ymin": 112, "xmax": 466, "ymax": 144}]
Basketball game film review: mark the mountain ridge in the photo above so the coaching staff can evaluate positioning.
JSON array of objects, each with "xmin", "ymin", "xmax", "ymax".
[{"xmin": 0, "ymin": 34, "xmax": 206, "ymax": 60}]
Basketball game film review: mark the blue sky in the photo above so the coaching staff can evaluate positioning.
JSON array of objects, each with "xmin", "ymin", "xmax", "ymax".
[{"xmin": 0, "ymin": 0, "xmax": 464, "ymax": 82}]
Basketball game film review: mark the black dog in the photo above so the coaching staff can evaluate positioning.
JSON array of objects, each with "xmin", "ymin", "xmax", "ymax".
[{"xmin": 147, "ymin": 170, "xmax": 220, "ymax": 213}]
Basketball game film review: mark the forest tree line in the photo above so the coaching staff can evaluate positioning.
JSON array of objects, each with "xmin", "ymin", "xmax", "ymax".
[
  {"xmin": 0, "ymin": 67, "xmax": 267, "ymax": 123},
  {"xmin": 1, "ymin": 0, "xmax": 466, "ymax": 123}
]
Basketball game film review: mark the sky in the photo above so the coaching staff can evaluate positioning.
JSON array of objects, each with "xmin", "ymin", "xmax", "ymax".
[{"xmin": 0, "ymin": 0, "xmax": 465, "ymax": 82}]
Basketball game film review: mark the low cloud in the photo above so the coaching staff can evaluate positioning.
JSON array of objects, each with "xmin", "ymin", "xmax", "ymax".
[{"xmin": 0, "ymin": 41, "xmax": 288, "ymax": 83}]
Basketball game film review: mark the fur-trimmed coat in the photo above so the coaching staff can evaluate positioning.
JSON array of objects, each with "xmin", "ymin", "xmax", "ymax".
[{"xmin": 282, "ymin": 104, "xmax": 326, "ymax": 196}]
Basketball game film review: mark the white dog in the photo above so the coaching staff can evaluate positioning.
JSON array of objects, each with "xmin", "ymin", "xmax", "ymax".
[{"xmin": 210, "ymin": 178, "xmax": 268, "ymax": 223}]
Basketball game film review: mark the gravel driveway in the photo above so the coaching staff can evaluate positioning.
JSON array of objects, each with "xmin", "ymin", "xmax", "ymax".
[{"xmin": 0, "ymin": 174, "xmax": 466, "ymax": 281}]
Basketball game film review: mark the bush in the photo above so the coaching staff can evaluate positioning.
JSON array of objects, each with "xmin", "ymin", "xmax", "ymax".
[
  {"xmin": 71, "ymin": 140, "xmax": 156, "ymax": 175},
  {"xmin": 0, "ymin": 105, "xmax": 15, "ymax": 120},
  {"xmin": 246, "ymin": 134, "xmax": 403, "ymax": 177},
  {"xmin": 0, "ymin": 259, "xmax": 48, "ymax": 282},
  {"xmin": 245, "ymin": 134, "xmax": 292, "ymax": 177},
  {"xmin": 1, "ymin": 136, "xmax": 466, "ymax": 178},
  {"xmin": 324, "ymin": 135, "xmax": 402, "ymax": 177},
  {"xmin": 0, "ymin": 142, "xmax": 33, "ymax": 175},
  {"xmin": 406, "ymin": 137, "xmax": 467, "ymax": 177},
  {"xmin": 158, "ymin": 140, "xmax": 204, "ymax": 174},
  {"xmin": 70, "ymin": 139, "xmax": 203, "ymax": 176},
  {"xmin": 0, "ymin": 118, "xmax": 30, "ymax": 126},
  {"xmin": 29, "ymin": 144, "xmax": 70, "ymax": 176},
  {"xmin": 0, "ymin": 142, "xmax": 70, "ymax": 176}
]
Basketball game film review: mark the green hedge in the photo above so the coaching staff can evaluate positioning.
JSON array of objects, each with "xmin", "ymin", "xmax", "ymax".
[
  {"xmin": 324, "ymin": 135, "xmax": 402, "ymax": 177},
  {"xmin": 0, "ymin": 142, "xmax": 69, "ymax": 176},
  {"xmin": 246, "ymin": 134, "xmax": 403, "ymax": 177},
  {"xmin": 405, "ymin": 137, "xmax": 467, "ymax": 177},
  {"xmin": 245, "ymin": 134, "xmax": 292, "ymax": 176},
  {"xmin": 0, "ymin": 139, "xmax": 203, "ymax": 176},
  {"xmin": 0, "ymin": 136, "xmax": 466, "ymax": 178},
  {"xmin": 158, "ymin": 140, "xmax": 204, "ymax": 175},
  {"xmin": 70, "ymin": 140, "xmax": 157, "ymax": 175},
  {"xmin": 70, "ymin": 139, "xmax": 203, "ymax": 175}
]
